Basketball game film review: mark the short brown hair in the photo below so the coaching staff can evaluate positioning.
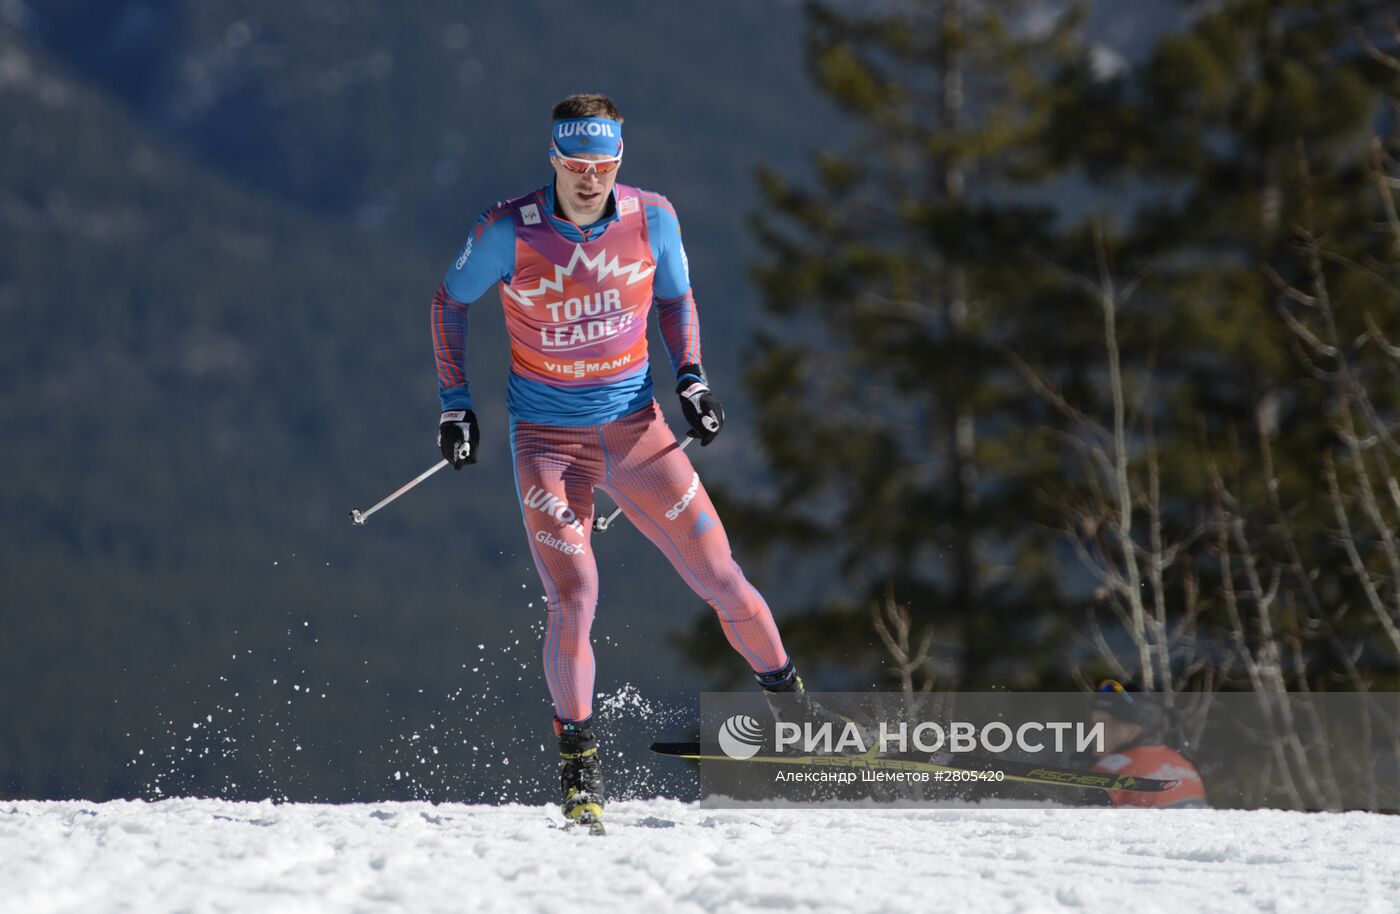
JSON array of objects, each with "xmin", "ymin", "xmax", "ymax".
[{"xmin": 551, "ymin": 93, "xmax": 624, "ymax": 124}]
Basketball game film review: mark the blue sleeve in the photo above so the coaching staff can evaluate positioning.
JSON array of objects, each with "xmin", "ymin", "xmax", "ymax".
[
  {"xmin": 433, "ymin": 206, "xmax": 516, "ymax": 413},
  {"xmin": 646, "ymin": 199, "xmax": 691, "ymax": 301},
  {"xmin": 645, "ymin": 196, "xmax": 702, "ymax": 377},
  {"xmin": 443, "ymin": 205, "xmax": 517, "ymax": 302}
]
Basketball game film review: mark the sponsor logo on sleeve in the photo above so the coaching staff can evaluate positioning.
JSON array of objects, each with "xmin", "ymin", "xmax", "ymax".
[
  {"xmin": 454, "ymin": 235, "xmax": 474, "ymax": 271},
  {"xmin": 520, "ymin": 203, "xmax": 541, "ymax": 226}
]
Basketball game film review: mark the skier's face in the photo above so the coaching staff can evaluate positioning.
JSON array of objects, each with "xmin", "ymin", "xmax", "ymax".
[
  {"xmin": 1091, "ymin": 711, "xmax": 1144, "ymax": 756},
  {"xmin": 551, "ymin": 151, "xmax": 619, "ymax": 224}
]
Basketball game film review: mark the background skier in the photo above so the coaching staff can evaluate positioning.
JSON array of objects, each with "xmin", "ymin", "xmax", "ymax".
[{"xmin": 1089, "ymin": 680, "xmax": 1209, "ymax": 808}]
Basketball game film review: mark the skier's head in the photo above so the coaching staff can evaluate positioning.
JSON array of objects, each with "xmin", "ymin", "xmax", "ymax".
[
  {"xmin": 1090, "ymin": 679, "xmax": 1164, "ymax": 755},
  {"xmin": 549, "ymin": 93, "xmax": 624, "ymax": 224}
]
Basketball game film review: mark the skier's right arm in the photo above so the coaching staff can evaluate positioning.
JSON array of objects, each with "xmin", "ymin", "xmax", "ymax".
[{"xmin": 433, "ymin": 204, "xmax": 515, "ymax": 468}]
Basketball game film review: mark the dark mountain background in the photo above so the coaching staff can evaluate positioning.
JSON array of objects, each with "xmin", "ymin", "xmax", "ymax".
[
  {"xmin": 3, "ymin": 0, "xmax": 1268, "ymax": 804},
  {"xmin": 0, "ymin": 0, "xmax": 876, "ymax": 802}
]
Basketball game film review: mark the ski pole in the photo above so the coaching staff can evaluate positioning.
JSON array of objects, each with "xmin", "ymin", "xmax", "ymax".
[
  {"xmin": 349, "ymin": 459, "xmax": 450, "ymax": 525},
  {"xmin": 593, "ymin": 433, "xmax": 696, "ymax": 533}
]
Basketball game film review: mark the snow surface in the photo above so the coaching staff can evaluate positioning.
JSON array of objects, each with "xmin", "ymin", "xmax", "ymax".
[{"xmin": 3, "ymin": 799, "xmax": 1398, "ymax": 913}]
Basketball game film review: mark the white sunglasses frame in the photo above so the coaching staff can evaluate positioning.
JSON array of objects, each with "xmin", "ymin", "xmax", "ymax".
[{"xmin": 550, "ymin": 140, "xmax": 624, "ymax": 175}]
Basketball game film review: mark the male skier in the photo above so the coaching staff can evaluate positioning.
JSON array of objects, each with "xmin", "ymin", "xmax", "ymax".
[
  {"xmin": 431, "ymin": 94, "xmax": 821, "ymax": 832},
  {"xmin": 1089, "ymin": 680, "xmax": 1208, "ymax": 808}
]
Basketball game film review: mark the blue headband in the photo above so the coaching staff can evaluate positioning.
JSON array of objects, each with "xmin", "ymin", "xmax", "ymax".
[{"xmin": 551, "ymin": 117, "xmax": 623, "ymax": 157}]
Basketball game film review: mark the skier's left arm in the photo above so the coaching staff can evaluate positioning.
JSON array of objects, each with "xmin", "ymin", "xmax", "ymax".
[{"xmin": 647, "ymin": 197, "xmax": 724, "ymax": 445}]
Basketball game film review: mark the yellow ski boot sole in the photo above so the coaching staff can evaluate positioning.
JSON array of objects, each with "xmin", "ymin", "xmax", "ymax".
[{"xmin": 562, "ymin": 790, "xmax": 605, "ymax": 836}]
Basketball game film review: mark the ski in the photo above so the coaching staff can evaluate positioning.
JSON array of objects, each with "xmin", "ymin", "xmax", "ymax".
[{"xmin": 650, "ymin": 742, "xmax": 1178, "ymax": 794}]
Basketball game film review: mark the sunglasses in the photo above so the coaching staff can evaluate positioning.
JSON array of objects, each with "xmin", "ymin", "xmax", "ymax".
[
  {"xmin": 1097, "ymin": 679, "xmax": 1134, "ymax": 703},
  {"xmin": 551, "ymin": 141, "xmax": 623, "ymax": 175}
]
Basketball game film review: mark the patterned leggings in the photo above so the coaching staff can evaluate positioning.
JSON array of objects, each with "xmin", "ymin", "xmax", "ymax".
[{"xmin": 510, "ymin": 400, "xmax": 789, "ymax": 722}]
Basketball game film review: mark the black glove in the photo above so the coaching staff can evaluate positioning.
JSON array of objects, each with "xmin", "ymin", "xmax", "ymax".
[
  {"xmin": 438, "ymin": 409, "xmax": 479, "ymax": 468},
  {"xmin": 676, "ymin": 364, "xmax": 724, "ymax": 446}
]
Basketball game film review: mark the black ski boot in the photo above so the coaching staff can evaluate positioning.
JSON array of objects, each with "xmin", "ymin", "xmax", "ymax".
[
  {"xmin": 758, "ymin": 661, "xmax": 843, "ymax": 727},
  {"xmin": 556, "ymin": 718, "xmax": 605, "ymax": 836},
  {"xmin": 758, "ymin": 661, "xmax": 873, "ymax": 753}
]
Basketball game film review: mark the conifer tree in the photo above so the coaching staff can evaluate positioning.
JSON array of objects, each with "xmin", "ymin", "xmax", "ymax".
[
  {"xmin": 719, "ymin": 1, "xmax": 1090, "ymax": 685},
  {"xmin": 1039, "ymin": 0, "xmax": 1398, "ymax": 685}
]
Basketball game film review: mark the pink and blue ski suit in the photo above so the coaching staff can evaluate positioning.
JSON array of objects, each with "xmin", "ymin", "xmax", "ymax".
[{"xmin": 432, "ymin": 171, "xmax": 789, "ymax": 723}]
